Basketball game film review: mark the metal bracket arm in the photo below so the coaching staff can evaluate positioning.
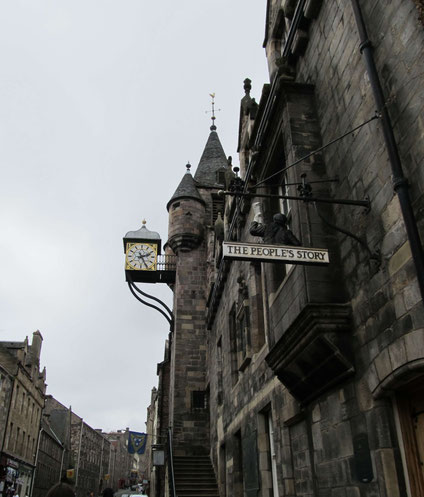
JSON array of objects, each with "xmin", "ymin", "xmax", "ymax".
[
  {"xmin": 128, "ymin": 281, "xmax": 174, "ymax": 331},
  {"xmin": 219, "ymin": 190, "xmax": 370, "ymax": 210}
]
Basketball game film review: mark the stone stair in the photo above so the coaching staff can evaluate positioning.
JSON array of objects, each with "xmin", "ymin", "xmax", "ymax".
[{"xmin": 173, "ymin": 455, "xmax": 219, "ymax": 497}]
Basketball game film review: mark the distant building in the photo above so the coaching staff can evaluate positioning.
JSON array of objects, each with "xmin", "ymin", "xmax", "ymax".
[
  {"xmin": 43, "ymin": 396, "xmax": 72, "ymax": 480},
  {"xmin": 32, "ymin": 416, "xmax": 64, "ymax": 497},
  {"xmin": 44, "ymin": 396, "xmax": 111, "ymax": 497},
  {"xmin": 103, "ymin": 429, "xmax": 133, "ymax": 491},
  {"xmin": 0, "ymin": 331, "xmax": 46, "ymax": 497}
]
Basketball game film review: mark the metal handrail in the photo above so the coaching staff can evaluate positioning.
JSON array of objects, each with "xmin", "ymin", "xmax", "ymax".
[{"xmin": 167, "ymin": 427, "xmax": 177, "ymax": 497}]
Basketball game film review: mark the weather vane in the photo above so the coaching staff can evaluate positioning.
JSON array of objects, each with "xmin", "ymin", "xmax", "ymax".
[{"xmin": 205, "ymin": 93, "xmax": 221, "ymax": 130}]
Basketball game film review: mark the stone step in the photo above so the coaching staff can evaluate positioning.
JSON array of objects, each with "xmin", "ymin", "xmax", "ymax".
[
  {"xmin": 175, "ymin": 475, "xmax": 215, "ymax": 482},
  {"xmin": 175, "ymin": 487, "xmax": 219, "ymax": 494},
  {"xmin": 175, "ymin": 480, "xmax": 217, "ymax": 488},
  {"xmin": 173, "ymin": 454, "xmax": 218, "ymax": 497}
]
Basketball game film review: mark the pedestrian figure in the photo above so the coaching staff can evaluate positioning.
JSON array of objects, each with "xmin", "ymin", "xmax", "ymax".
[
  {"xmin": 102, "ymin": 488, "xmax": 114, "ymax": 497},
  {"xmin": 46, "ymin": 482, "xmax": 75, "ymax": 497}
]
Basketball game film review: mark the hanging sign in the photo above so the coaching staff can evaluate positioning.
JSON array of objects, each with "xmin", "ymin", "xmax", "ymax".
[{"xmin": 223, "ymin": 242, "xmax": 329, "ymax": 265}]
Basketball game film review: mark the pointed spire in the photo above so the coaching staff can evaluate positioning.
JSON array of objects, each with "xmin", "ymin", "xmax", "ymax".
[
  {"xmin": 167, "ymin": 163, "xmax": 205, "ymax": 211},
  {"xmin": 193, "ymin": 128, "xmax": 229, "ymax": 187}
]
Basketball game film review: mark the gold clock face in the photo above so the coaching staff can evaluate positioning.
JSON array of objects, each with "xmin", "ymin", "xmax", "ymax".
[{"xmin": 126, "ymin": 242, "xmax": 157, "ymax": 271}]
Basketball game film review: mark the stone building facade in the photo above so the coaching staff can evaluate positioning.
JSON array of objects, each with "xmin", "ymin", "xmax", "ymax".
[
  {"xmin": 0, "ymin": 367, "xmax": 14, "ymax": 459},
  {"xmin": 104, "ymin": 429, "xmax": 135, "ymax": 491},
  {"xmin": 144, "ymin": 1, "xmax": 424, "ymax": 497},
  {"xmin": 32, "ymin": 417, "xmax": 64, "ymax": 497},
  {"xmin": 44, "ymin": 396, "xmax": 112, "ymax": 497},
  {"xmin": 69, "ymin": 411, "xmax": 110, "ymax": 497},
  {"xmin": 0, "ymin": 332, "xmax": 46, "ymax": 497}
]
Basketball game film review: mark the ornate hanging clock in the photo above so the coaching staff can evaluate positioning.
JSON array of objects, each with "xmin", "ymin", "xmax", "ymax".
[
  {"xmin": 126, "ymin": 242, "xmax": 157, "ymax": 271},
  {"xmin": 123, "ymin": 220, "xmax": 162, "ymax": 282}
]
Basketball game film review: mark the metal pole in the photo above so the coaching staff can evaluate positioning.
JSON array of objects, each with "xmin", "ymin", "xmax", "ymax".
[
  {"xmin": 76, "ymin": 418, "xmax": 84, "ymax": 491},
  {"xmin": 350, "ymin": 0, "xmax": 424, "ymax": 301},
  {"xmin": 30, "ymin": 427, "xmax": 43, "ymax": 497}
]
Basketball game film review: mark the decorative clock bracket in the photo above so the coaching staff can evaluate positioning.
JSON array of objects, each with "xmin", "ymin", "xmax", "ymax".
[
  {"xmin": 123, "ymin": 221, "xmax": 176, "ymax": 331},
  {"xmin": 127, "ymin": 277, "xmax": 174, "ymax": 331}
]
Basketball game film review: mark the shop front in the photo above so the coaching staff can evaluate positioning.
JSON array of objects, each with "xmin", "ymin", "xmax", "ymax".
[{"xmin": 0, "ymin": 456, "xmax": 34, "ymax": 497}]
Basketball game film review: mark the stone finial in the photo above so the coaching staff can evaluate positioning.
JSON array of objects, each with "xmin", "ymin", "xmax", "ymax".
[
  {"xmin": 243, "ymin": 78, "xmax": 252, "ymax": 95},
  {"xmin": 186, "ymin": 162, "xmax": 191, "ymax": 173}
]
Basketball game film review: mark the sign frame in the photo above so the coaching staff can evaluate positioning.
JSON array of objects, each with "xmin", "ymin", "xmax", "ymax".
[{"xmin": 222, "ymin": 241, "xmax": 329, "ymax": 265}]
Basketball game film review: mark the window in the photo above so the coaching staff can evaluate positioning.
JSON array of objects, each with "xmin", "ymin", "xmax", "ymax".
[
  {"xmin": 267, "ymin": 168, "xmax": 294, "ymax": 292},
  {"xmin": 16, "ymin": 427, "xmax": 20, "ymax": 452},
  {"xmin": 14, "ymin": 385, "xmax": 19, "ymax": 409},
  {"xmin": 280, "ymin": 173, "xmax": 291, "ymax": 222},
  {"xmin": 229, "ymin": 306, "xmax": 240, "ymax": 386},
  {"xmin": 191, "ymin": 391, "xmax": 207, "ymax": 410},
  {"xmin": 236, "ymin": 301, "xmax": 251, "ymax": 371},
  {"xmin": 233, "ymin": 431, "xmax": 244, "ymax": 497},
  {"xmin": 249, "ymin": 263, "xmax": 266, "ymax": 351},
  {"xmin": 22, "ymin": 430, "xmax": 26, "ymax": 456},
  {"xmin": 212, "ymin": 193, "xmax": 225, "ymax": 224},
  {"xmin": 229, "ymin": 280, "xmax": 253, "ymax": 380},
  {"xmin": 235, "ymin": 277, "xmax": 252, "ymax": 371},
  {"xmin": 6, "ymin": 423, "xmax": 13, "ymax": 449},
  {"xmin": 217, "ymin": 337, "xmax": 223, "ymax": 405}
]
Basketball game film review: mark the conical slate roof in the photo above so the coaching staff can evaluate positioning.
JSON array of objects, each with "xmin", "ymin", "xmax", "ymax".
[
  {"xmin": 193, "ymin": 129, "xmax": 229, "ymax": 187},
  {"xmin": 167, "ymin": 167, "xmax": 205, "ymax": 211}
]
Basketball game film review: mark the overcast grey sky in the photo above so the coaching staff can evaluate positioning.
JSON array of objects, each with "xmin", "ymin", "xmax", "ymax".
[{"xmin": 0, "ymin": 1, "xmax": 269, "ymax": 432}]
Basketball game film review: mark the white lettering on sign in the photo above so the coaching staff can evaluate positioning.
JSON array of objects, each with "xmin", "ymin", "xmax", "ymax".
[{"xmin": 223, "ymin": 242, "xmax": 329, "ymax": 265}]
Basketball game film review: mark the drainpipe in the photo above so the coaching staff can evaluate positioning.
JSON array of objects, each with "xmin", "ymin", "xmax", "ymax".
[
  {"xmin": 350, "ymin": 0, "xmax": 424, "ymax": 301},
  {"xmin": 30, "ymin": 427, "xmax": 42, "ymax": 497},
  {"xmin": 59, "ymin": 445, "xmax": 65, "ymax": 483}
]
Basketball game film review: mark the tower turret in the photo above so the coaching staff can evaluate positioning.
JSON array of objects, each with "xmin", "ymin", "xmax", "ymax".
[{"xmin": 167, "ymin": 164, "xmax": 206, "ymax": 254}]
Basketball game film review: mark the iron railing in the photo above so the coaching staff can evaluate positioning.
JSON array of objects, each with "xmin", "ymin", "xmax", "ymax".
[
  {"xmin": 167, "ymin": 427, "xmax": 177, "ymax": 497},
  {"xmin": 157, "ymin": 254, "xmax": 177, "ymax": 272}
]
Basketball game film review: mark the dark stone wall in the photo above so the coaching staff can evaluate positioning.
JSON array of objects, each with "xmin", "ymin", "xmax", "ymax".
[
  {"xmin": 206, "ymin": 1, "xmax": 424, "ymax": 497},
  {"xmin": 168, "ymin": 192, "xmax": 210, "ymax": 454}
]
